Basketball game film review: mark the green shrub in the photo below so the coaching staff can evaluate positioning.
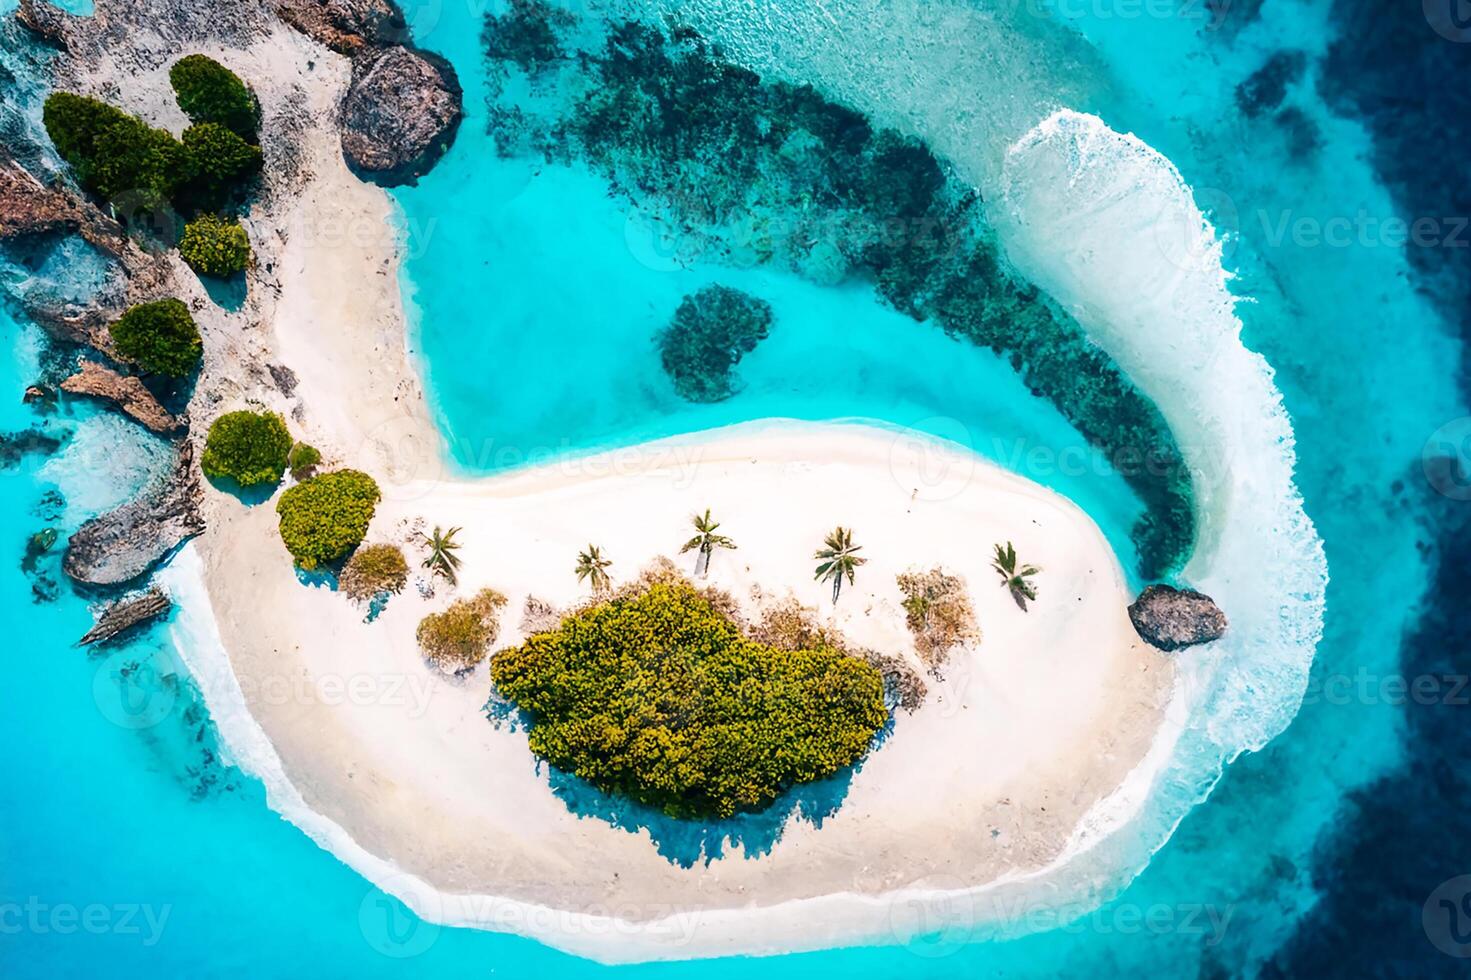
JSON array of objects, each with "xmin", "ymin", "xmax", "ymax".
[
  {"xmin": 275, "ymin": 469, "xmax": 381, "ymax": 569},
  {"xmin": 287, "ymin": 442, "xmax": 321, "ymax": 479},
  {"xmin": 42, "ymin": 92, "xmax": 184, "ymax": 213},
  {"xmin": 491, "ymin": 580, "xmax": 887, "ymax": 818},
  {"xmin": 339, "ymin": 543, "xmax": 410, "ymax": 603},
  {"xmin": 417, "ymin": 589, "xmax": 507, "ymax": 673},
  {"xmin": 659, "ymin": 285, "xmax": 774, "ymax": 402},
  {"xmin": 169, "ymin": 54, "xmax": 260, "ymax": 140},
  {"xmin": 107, "ymin": 298, "xmax": 202, "ymax": 377},
  {"xmin": 177, "ymin": 122, "xmax": 262, "ymax": 211},
  {"xmin": 179, "ymin": 214, "xmax": 252, "ymax": 278},
  {"xmin": 201, "ymin": 410, "xmax": 292, "ymax": 488}
]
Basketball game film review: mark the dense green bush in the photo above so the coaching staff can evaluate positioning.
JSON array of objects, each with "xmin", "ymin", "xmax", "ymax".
[
  {"xmin": 417, "ymin": 588, "xmax": 507, "ymax": 673},
  {"xmin": 287, "ymin": 442, "xmax": 321, "ymax": 479},
  {"xmin": 491, "ymin": 580, "xmax": 887, "ymax": 818},
  {"xmin": 169, "ymin": 54, "xmax": 260, "ymax": 140},
  {"xmin": 179, "ymin": 213, "xmax": 252, "ymax": 278},
  {"xmin": 659, "ymin": 285, "xmax": 774, "ymax": 402},
  {"xmin": 177, "ymin": 122, "xmax": 262, "ymax": 211},
  {"xmin": 275, "ymin": 469, "xmax": 381, "ymax": 569},
  {"xmin": 107, "ymin": 298, "xmax": 202, "ymax": 377},
  {"xmin": 42, "ymin": 93, "xmax": 184, "ymax": 213},
  {"xmin": 339, "ymin": 543, "xmax": 410, "ymax": 603},
  {"xmin": 201, "ymin": 410, "xmax": 292, "ymax": 488}
]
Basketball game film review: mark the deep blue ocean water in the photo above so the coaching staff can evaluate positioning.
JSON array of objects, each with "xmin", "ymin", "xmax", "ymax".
[{"xmin": 2, "ymin": 0, "xmax": 1467, "ymax": 976}]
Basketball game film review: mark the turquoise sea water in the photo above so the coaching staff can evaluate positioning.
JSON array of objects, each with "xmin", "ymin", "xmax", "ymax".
[{"xmin": 1, "ymin": 0, "xmax": 1464, "ymax": 976}]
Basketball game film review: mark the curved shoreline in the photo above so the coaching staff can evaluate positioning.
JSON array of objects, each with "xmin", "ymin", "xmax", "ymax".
[{"xmin": 183, "ymin": 417, "xmax": 1176, "ymax": 962}]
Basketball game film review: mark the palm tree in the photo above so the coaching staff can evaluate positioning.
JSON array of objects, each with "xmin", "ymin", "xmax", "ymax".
[
  {"xmin": 992, "ymin": 541, "xmax": 1040, "ymax": 611},
  {"xmin": 575, "ymin": 544, "xmax": 612, "ymax": 593},
  {"xmin": 421, "ymin": 525, "xmax": 463, "ymax": 585},
  {"xmin": 813, "ymin": 526, "xmax": 866, "ymax": 604},
  {"xmin": 680, "ymin": 508, "xmax": 736, "ymax": 577}
]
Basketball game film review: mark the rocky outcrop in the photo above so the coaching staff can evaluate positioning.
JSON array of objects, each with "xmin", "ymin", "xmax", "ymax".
[
  {"xmin": 340, "ymin": 45, "xmax": 462, "ymax": 185},
  {"xmin": 1128, "ymin": 584, "xmax": 1228, "ymax": 651},
  {"xmin": 0, "ymin": 158, "xmax": 79, "ymax": 240},
  {"xmin": 275, "ymin": 0, "xmax": 406, "ymax": 54},
  {"xmin": 63, "ymin": 441, "xmax": 205, "ymax": 586},
  {"xmin": 60, "ymin": 360, "xmax": 184, "ymax": 434},
  {"xmin": 274, "ymin": 0, "xmax": 463, "ymax": 184},
  {"xmin": 14, "ymin": 0, "xmax": 74, "ymax": 48},
  {"xmin": 78, "ymin": 587, "xmax": 171, "ymax": 645}
]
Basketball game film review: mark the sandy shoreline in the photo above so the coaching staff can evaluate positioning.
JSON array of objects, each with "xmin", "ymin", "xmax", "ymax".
[
  {"xmin": 192, "ymin": 418, "xmax": 1175, "ymax": 959},
  {"xmin": 73, "ymin": 18, "xmax": 1180, "ymax": 960}
]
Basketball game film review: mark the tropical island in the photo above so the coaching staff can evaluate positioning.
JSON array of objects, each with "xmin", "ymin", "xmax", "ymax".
[{"xmin": 0, "ymin": 0, "xmax": 1243, "ymax": 962}]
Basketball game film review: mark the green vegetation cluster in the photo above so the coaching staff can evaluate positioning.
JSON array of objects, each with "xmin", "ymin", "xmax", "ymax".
[
  {"xmin": 659, "ymin": 285, "xmax": 773, "ymax": 402},
  {"xmin": 275, "ymin": 469, "xmax": 381, "ymax": 569},
  {"xmin": 107, "ymin": 298, "xmax": 202, "ymax": 377},
  {"xmin": 490, "ymin": 580, "xmax": 887, "ymax": 819},
  {"xmin": 340, "ymin": 543, "xmax": 410, "ymax": 603},
  {"xmin": 481, "ymin": 12, "xmax": 1194, "ymax": 576},
  {"xmin": 896, "ymin": 567, "xmax": 980, "ymax": 670},
  {"xmin": 201, "ymin": 410, "xmax": 292, "ymax": 488},
  {"xmin": 287, "ymin": 442, "xmax": 321, "ymax": 479},
  {"xmin": 179, "ymin": 213, "xmax": 253, "ymax": 277},
  {"xmin": 417, "ymin": 588, "xmax": 507, "ymax": 673},
  {"xmin": 169, "ymin": 54, "xmax": 261, "ymax": 141},
  {"xmin": 43, "ymin": 56, "xmax": 261, "ymax": 259}
]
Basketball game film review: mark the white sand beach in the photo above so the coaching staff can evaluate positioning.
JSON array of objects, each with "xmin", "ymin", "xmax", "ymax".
[{"xmin": 105, "ymin": 20, "xmax": 1186, "ymax": 961}]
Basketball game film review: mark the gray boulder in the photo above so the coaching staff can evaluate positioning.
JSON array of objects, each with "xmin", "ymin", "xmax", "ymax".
[
  {"xmin": 63, "ymin": 441, "xmax": 205, "ymax": 586},
  {"xmin": 1128, "ymin": 584, "xmax": 1227, "ymax": 651},
  {"xmin": 79, "ymin": 587, "xmax": 172, "ymax": 645},
  {"xmin": 340, "ymin": 45, "xmax": 462, "ymax": 185}
]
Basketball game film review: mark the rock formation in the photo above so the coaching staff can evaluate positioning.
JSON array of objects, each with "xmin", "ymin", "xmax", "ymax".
[
  {"xmin": 63, "ymin": 441, "xmax": 205, "ymax": 586},
  {"xmin": 1128, "ymin": 584, "xmax": 1228, "ymax": 651},
  {"xmin": 78, "ymin": 587, "xmax": 172, "ymax": 645},
  {"xmin": 60, "ymin": 360, "xmax": 184, "ymax": 434},
  {"xmin": 274, "ymin": 0, "xmax": 406, "ymax": 54},
  {"xmin": 339, "ymin": 44, "xmax": 462, "ymax": 185}
]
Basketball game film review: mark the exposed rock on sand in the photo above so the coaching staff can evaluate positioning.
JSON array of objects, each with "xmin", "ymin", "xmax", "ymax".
[
  {"xmin": 60, "ymin": 360, "xmax": 184, "ymax": 434},
  {"xmin": 79, "ymin": 586, "xmax": 172, "ymax": 644},
  {"xmin": 63, "ymin": 441, "xmax": 204, "ymax": 586},
  {"xmin": 0, "ymin": 157, "xmax": 79, "ymax": 240},
  {"xmin": 340, "ymin": 45, "xmax": 461, "ymax": 185},
  {"xmin": 275, "ymin": 0, "xmax": 406, "ymax": 54},
  {"xmin": 14, "ymin": 0, "xmax": 73, "ymax": 49},
  {"xmin": 1128, "ymin": 584, "xmax": 1228, "ymax": 650}
]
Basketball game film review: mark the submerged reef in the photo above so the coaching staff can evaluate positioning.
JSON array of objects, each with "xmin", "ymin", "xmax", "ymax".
[
  {"xmin": 659, "ymin": 284, "xmax": 773, "ymax": 402},
  {"xmin": 482, "ymin": 7, "xmax": 1195, "ymax": 576}
]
